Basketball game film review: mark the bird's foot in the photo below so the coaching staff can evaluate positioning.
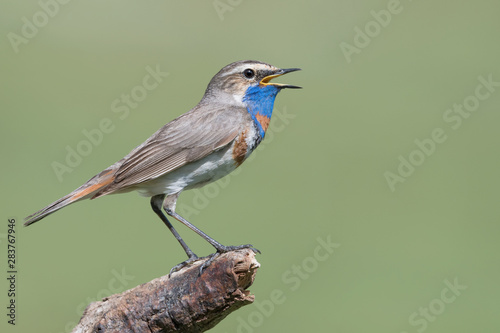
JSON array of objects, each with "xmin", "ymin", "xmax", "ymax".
[
  {"xmin": 169, "ymin": 254, "xmax": 200, "ymax": 277},
  {"xmin": 199, "ymin": 244, "xmax": 260, "ymax": 274}
]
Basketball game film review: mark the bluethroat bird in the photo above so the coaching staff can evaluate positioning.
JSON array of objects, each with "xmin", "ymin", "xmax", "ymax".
[{"xmin": 25, "ymin": 60, "xmax": 301, "ymax": 272}]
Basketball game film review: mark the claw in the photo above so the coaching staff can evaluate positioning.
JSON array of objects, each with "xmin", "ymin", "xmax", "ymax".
[
  {"xmin": 198, "ymin": 244, "xmax": 261, "ymax": 275},
  {"xmin": 169, "ymin": 254, "xmax": 199, "ymax": 277},
  {"xmin": 170, "ymin": 244, "xmax": 261, "ymax": 277},
  {"xmin": 199, "ymin": 252, "xmax": 220, "ymax": 275},
  {"xmin": 216, "ymin": 244, "xmax": 261, "ymax": 254}
]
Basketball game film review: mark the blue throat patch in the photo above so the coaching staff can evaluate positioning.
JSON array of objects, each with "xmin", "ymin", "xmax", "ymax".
[{"xmin": 243, "ymin": 84, "xmax": 280, "ymax": 138}]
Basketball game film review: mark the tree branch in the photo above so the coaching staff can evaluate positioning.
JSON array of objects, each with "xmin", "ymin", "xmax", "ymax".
[{"xmin": 72, "ymin": 249, "xmax": 260, "ymax": 333}]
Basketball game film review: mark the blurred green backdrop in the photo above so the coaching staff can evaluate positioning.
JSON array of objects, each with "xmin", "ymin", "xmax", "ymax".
[{"xmin": 1, "ymin": 0, "xmax": 500, "ymax": 332}]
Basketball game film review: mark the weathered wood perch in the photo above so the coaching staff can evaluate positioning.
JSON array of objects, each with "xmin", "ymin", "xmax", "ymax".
[{"xmin": 72, "ymin": 249, "xmax": 260, "ymax": 333}]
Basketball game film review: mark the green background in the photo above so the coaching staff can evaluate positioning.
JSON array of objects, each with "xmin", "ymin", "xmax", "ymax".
[{"xmin": 1, "ymin": 0, "xmax": 500, "ymax": 332}]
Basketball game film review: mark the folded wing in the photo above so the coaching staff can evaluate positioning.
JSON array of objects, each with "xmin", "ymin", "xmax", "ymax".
[{"xmin": 93, "ymin": 104, "xmax": 246, "ymax": 197}]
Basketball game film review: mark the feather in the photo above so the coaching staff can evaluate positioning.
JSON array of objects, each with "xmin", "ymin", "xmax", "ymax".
[{"xmin": 93, "ymin": 103, "xmax": 247, "ymax": 197}]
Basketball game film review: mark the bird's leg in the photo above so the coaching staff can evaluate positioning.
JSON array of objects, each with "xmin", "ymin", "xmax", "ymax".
[
  {"xmin": 151, "ymin": 195, "xmax": 199, "ymax": 276},
  {"xmin": 163, "ymin": 197, "xmax": 260, "ymax": 274}
]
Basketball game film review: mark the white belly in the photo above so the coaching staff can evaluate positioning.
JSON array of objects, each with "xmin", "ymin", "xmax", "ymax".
[
  {"xmin": 133, "ymin": 124, "xmax": 260, "ymax": 197},
  {"xmin": 134, "ymin": 143, "xmax": 236, "ymax": 197}
]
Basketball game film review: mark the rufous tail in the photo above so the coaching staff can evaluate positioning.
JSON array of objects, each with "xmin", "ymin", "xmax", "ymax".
[{"xmin": 24, "ymin": 170, "xmax": 115, "ymax": 226}]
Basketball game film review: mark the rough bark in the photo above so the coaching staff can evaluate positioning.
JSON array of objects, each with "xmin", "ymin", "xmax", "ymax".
[{"xmin": 72, "ymin": 249, "xmax": 260, "ymax": 333}]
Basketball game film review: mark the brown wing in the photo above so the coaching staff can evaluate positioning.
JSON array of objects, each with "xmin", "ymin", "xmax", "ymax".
[{"xmin": 94, "ymin": 104, "xmax": 247, "ymax": 197}]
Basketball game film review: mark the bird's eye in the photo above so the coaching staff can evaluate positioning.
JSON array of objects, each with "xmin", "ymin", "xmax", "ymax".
[{"xmin": 243, "ymin": 69, "xmax": 255, "ymax": 79}]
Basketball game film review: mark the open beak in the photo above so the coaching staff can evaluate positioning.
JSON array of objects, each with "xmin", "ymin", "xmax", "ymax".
[{"xmin": 260, "ymin": 68, "xmax": 302, "ymax": 89}]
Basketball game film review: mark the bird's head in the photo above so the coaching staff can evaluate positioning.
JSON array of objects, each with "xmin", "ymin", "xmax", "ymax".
[{"xmin": 203, "ymin": 60, "xmax": 301, "ymax": 107}]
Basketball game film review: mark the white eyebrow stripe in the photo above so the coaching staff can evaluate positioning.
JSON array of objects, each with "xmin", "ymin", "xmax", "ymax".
[{"xmin": 222, "ymin": 64, "xmax": 275, "ymax": 77}]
